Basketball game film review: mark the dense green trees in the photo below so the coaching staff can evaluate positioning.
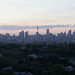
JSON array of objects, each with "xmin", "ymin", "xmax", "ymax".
[
  {"xmin": 13, "ymin": 62, "xmax": 29, "ymax": 72},
  {"xmin": 51, "ymin": 64, "xmax": 66, "ymax": 75},
  {"xmin": 0, "ymin": 69, "xmax": 14, "ymax": 75},
  {"xmin": 0, "ymin": 43, "xmax": 75, "ymax": 75}
]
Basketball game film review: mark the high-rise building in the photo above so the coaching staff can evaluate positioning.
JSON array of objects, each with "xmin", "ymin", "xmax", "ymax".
[
  {"xmin": 19, "ymin": 30, "xmax": 24, "ymax": 41},
  {"xmin": 6, "ymin": 33, "xmax": 10, "ymax": 37},
  {"xmin": 46, "ymin": 29, "xmax": 49, "ymax": 35},
  {"xmin": 68, "ymin": 30, "xmax": 71, "ymax": 36},
  {"xmin": 73, "ymin": 30, "xmax": 75, "ymax": 35},
  {"xmin": 25, "ymin": 31, "xmax": 28, "ymax": 39}
]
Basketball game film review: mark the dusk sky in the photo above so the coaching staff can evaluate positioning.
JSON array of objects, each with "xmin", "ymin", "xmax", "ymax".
[{"xmin": 0, "ymin": 0, "xmax": 75, "ymax": 26}]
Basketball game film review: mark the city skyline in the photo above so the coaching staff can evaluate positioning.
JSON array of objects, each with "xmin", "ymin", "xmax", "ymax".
[
  {"xmin": 0, "ymin": 28, "xmax": 75, "ymax": 44},
  {"xmin": 0, "ymin": 26, "xmax": 75, "ymax": 36},
  {"xmin": 0, "ymin": 0, "xmax": 75, "ymax": 26}
]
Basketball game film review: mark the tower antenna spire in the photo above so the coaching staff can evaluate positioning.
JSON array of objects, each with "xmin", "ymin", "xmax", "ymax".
[{"xmin": 37, "ymin": 26, "xmax": 39, "ymax": 33}]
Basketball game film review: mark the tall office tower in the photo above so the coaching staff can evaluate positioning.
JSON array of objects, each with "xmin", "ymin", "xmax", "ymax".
[
  {"xmin": 73, "ymin": 30, "xmax": 75, "ymax": 37},
  {"xmin": 6, "ymin": 33, "xmax": 10, "ymax": 37},
  {"xmin": 19, "ymin": 30, "xmax": 24, "ymax": 41},
  {"xmin": 68, "ymin": 30, "xmax": 71, "ymax": 36},
  {"xmin": 73, "ymin": 30, "xmax": 75, "ymax": 36},
  {"xmin": 46, "ymin": 29, "xmax": 49, "ymax": 35},
  {"xmin": 25, "ymin": 31, "xmax": 28, "ymax": 39}
]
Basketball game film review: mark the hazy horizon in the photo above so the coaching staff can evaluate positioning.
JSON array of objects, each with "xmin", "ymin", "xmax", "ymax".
[
  {"xmin": 0, "ymin": 27, "xmax": 74, "ymax": 36},
  {"xmin": 0, "ymin": 0, "xmax": 75, "ymax": 26}
]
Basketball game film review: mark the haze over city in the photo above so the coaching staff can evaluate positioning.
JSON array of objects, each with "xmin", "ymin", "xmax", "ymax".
[
  {"xmin": 0, "ymin": 0, "xmax": 75, "ymax": 26},
  {"xmin": 0, "ymin": 1, "xmax": 75, "ymax": 75},
  {"xmin": 0, "ymin": 0, "xmax": 75, "ymax": 40}
]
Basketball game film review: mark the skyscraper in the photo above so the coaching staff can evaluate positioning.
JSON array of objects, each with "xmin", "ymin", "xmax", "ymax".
[
  {"xmin": 46, "ymin": 29, "xmax": 49, "ymax": 35},
  {"xmin": 25, "ymin": 31, "xmax": 28, "ymax": 39},
  {"xmin": 68, "ymin": 30, "xmax": 71, "ymax": 36},
  {"xmin": 19, "ymin": 30, "xmax": 24, "ymax": 41}
]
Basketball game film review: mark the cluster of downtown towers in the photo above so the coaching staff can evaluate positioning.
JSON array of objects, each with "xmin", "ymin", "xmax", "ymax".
[{"xmin": 0, "ymin": 28, "xmax": 75, "ymax": 44}]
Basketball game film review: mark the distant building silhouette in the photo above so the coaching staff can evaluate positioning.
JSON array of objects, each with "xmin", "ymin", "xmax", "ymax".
[
  {"xmin": 46, "ymin": 29, "xmax": 49, "ymax": 35},
  {"xmin": 0, "ymin": 27, "xmax": 75, "ymax": 44}
]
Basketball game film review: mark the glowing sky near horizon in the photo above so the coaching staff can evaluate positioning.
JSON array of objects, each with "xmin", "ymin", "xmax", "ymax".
[{"xmin": 0, "ymin": 0, "xmax": 75, "ymax": 26}]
